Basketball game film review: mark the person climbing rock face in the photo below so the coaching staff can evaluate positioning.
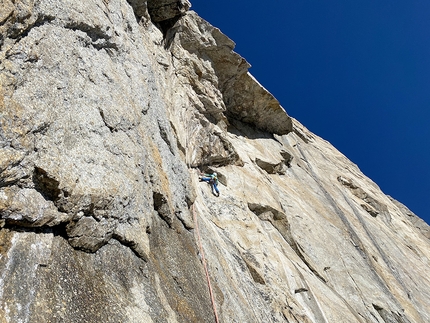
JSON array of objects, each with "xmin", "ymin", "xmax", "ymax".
[{"xmin": 199, "ymin": 172, "xmax": 220, "ymax": 197}]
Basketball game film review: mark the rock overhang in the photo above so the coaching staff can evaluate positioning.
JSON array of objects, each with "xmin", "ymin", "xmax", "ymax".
[
  {"xmin": 224, "ymin": 72, "xmax": 293, "ymax": 136},
  {"xmin": 170, "ymin": 11, "xmax": 293, "ymax": 136}
]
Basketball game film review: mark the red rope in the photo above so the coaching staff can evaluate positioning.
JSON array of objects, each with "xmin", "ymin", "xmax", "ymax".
[{"xmin": 192, "ymin": 204, "xmax": 220, "ymax": 323}]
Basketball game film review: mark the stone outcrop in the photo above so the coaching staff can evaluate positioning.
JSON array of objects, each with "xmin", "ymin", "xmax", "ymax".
[
  {"xmin": 1, "ymin": 1, "xmax": 429, "ymax": 323},
  {"xmin": 147, "ymin": 0, "xmax": 191, "ymax": 23}
]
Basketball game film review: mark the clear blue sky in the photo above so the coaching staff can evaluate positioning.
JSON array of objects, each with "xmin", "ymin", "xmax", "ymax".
[{"xmin": 191, "ymin": 0, "xmax": 430, "ymax": 225}]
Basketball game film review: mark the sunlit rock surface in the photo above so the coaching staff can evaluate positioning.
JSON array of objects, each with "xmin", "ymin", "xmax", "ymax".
[{"xmin": 1, "ymin": 1, "xmax": 429, "ymax": 322}]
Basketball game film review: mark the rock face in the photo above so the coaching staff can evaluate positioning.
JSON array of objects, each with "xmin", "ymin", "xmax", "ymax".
[{"xmin": 0, "ymin": 1, "xmax": 429, "ymax": 323}]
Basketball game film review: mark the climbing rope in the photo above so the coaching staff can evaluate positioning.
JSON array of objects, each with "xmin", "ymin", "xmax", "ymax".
[
  {"xmin": 192, "ymin": 203, "xmax": 220, "ymax": 323},
  {"xmin": 184, "ymin": 107, "xmax": 218, "ymax": 321}
]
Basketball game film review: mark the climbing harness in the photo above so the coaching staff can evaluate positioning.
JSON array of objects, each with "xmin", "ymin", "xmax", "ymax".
[{"xmin": 192, "ymin": 204, "xmax": 220, "ymax": 323}]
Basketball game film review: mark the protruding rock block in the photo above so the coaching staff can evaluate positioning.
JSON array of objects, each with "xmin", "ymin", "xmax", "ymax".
[
  {"xmin": 170, "ymin": 12, "xmax": 293, "ymax": 135},
  {"xmin": 147, "ymin": 0, "xmax": 191, "ymax": 22},
  {"xmin": 66, "ymin": 216, "xmax": 114, "ymax": 252}
]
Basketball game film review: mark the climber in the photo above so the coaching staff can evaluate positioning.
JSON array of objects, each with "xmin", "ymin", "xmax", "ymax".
[{"xmin": 199, "ymin": 172, "xmax": 220, "ymax": 197}]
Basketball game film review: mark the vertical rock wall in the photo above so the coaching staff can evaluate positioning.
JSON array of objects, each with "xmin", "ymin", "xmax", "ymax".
[{"xmin": 0, "ymin": 1, "xmax": 429, "ymax": 322}]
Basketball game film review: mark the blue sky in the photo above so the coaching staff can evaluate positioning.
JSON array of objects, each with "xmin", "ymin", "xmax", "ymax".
[{"xmin": 191, "ymin": 0, "xmax": 430, "ymax": 225}]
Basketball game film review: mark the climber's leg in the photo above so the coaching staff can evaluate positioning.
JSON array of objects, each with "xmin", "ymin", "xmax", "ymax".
[{"xmin": 212, "ymin": 182, "xmax": 220, "ymax": 197}]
